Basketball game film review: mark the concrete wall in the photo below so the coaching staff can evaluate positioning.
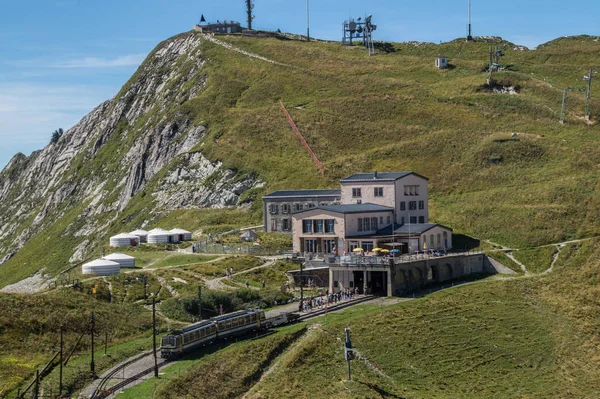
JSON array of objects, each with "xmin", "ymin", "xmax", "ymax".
[{"xmin": 328, "ymin": 253, "xmax": 485, "ymax": 296}]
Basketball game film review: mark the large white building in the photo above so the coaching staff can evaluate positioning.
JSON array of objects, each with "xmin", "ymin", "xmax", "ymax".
[{"xmin": 288, "ymin": 172, "xmax": 452, "ymax": 255}]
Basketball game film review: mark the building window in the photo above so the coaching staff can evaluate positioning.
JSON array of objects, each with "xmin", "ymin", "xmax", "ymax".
[
  {"xmin": 271, "ymin": 219, "xmax": 277, "ymax": 231},
  {"xmin": 430, "ymin": 234, "xmax": 435, "ymax": 249},
  {"xmin": 437, "ymin": 234, "xmax": 441, "ymax": 248},
  {"xmin": 404, "ymin": 185, "xmax": 420, "ymax": 196},
  {"xmin": 307, "ymin": 203, "xmax": 315, "ymax": 208},
  {"xmin": 379, "ymin": 216, "xmax": 383, "ymax": 225},
  {"xmin": 409, "ymin": 201, "xmax": 417, "ymax": 211},
  {"xmin": 443, "ymin": 231, "xmax": 448, "ymax": 249},
  {"xmin": 315, "ymin": 219, "xmax": 324, "ymax": 233},
  {"xmin": 305, "ymin": 239, "xmax": 317, "ymax": 252},
  {"xmin": 349, "ymin": 241, "xmax": 360, "ymax": 251},
  {"xmin": 371, "ymin": 217, "xmax": 378, "ymax": 231},
  {"xmin": 269, "ymin": 204, "xmax": 279, "ymax": 214},
  {"xmin": 400, "ymin": 201, "xmax": 406, "ymax": 211},
  {"xmin": 325, "ymin": 219, "xmax": 335, "ymax": 233},
  {"xmin": 295, "ymin": 203, "xmax": 303, "ymax": 211},
  {"xmin": 419, "ymin": 216, "xmax": 425, "ymax": 224},
  {"xmin": 282, "ymin": 219, "xmax": 290, "ymax": 231},
  {"xmin": 374, "ymin": 187, "xmax": 383, "ymax": 197},
  {"xmin": 358, "ymin": 218, "xmax": 363, "ymax": 232},
  {"xmin": 282, "ymin": 204, "xmax": 290, "ymax": 214},
  {"xmin": 352, "ymin": 188, "xmax": 362, "ymax": 198},
  {"xmin": 410, "ymin": 216, "xmax": 417, "ymax": 224},
  {"xmin": 419, "ymin": 200, "xmax": 424, "ymax": 210},
  {"xmin": 364, "ymin": 218, "xmax": 371, "ymax": 231},
  {"xmin": 362, "ymin": 241, "xmax": 374, "ymax": 252},
  {"xmin": 303, "ymin": 220, "xmax": 313, "ymax": 234}
]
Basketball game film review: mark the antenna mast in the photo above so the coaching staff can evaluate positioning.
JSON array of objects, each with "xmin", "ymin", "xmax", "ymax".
[
  {"xmin": 306, "ymin": 0, "xmax": 310, "ymax": 42},
  {"xmin": 467, "ymin": 0, "xmax": 473, "ymax": 41}
]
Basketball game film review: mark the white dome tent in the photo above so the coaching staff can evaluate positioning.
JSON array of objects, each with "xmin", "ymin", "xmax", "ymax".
[
  {"xmin": 170, "ymin": 228, "xmax": 192, "ymax": 242},
  {"xmin": 147, "ymin": 228, "xmax": 170, "ymax": 244},
  {"xmin": 82, "ymin": 259, "xmax": 120, "ymax": 276},
  {"xmin": 109, "ymin": 233, "xmax": 140, "ymax": 247},
  {"xmin": 102, "ymin": 253, "xmax": 136, "ymax": 269},
  {"xmin": 130, "ymin": 229, "xmax": 149, "ymax": 243}
]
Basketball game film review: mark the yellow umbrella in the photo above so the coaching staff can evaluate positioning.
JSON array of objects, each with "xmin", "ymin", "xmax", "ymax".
[
  {"xmin": 352, "ymin": 247, "xmax": 364, "ymax": 252},
  {"xmin": 380, "ymin": 249, "xmax": 390, "ymax": 253},
  {"xmin": 372, "ymin": 248, "xmax": 383, "ymax": 252}
]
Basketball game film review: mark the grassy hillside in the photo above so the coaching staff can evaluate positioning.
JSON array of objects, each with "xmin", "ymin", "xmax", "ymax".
[
  {"xmin": 151, "ymin": 240, "xmax": 600, "ymax": 398},
  {"xmin": 3, "ymin": 34, "xmax": 600, "ymax": 287}
]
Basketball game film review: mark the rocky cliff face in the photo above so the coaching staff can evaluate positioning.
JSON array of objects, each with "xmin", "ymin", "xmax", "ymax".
[{"xmin": 0, "ymin": 32, "xmax": 260, "ymax": 285}]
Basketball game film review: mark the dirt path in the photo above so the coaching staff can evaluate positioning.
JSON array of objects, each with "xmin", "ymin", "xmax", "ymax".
[
  {"xmin": 202, "ymin": 34, "xmax": 302, "ymax": 70},
  {"xmin": 204, "ymin": 258, "xmax": 279, "ymax": 291},
  {"xmin": 541, "ymin": 245, "xmax": 562, "ymax": 276},
  {"xmin": 505, "ymin": 252, "xmax": 529, "ymax": 275}
]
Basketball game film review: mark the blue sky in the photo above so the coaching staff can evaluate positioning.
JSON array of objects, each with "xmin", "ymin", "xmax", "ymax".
[{"xmin": 0, "ymin": 0, "xmax": 598, "ymax": 169}]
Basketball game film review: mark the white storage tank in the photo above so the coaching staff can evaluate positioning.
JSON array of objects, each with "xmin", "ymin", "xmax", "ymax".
[
  {"xmin": 147, "ymin": 228, "xmax": 170, "ymax": 244},
  {"xmin": 130, "ymin": 229, "xmax": 149, "ymax": 243},
  {"xmin": 109, "ymin": 233, "xmax": 140, "ymax": 247},
  {"xmin": 102, "ymin": 253, "xmax": 136, "ymax": 269},
  {"xmin": 82, "ymin": 259, "xmax": 120, "ymax": 276},
  {"xmin": 170, "ymin": 228, "xmax": 192, "ymax": 242}
]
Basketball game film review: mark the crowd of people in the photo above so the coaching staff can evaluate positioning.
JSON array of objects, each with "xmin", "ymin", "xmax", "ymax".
[{"xmin": 299, "ymin": 287, "xmax": 360, "ymax": 312}]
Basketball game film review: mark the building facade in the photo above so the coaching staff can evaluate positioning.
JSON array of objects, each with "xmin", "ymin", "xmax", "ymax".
[
  {"xmin": 289, "ymin": 172, "xmax": 452, "ymax": 255},
  {"xmin": 262, "ymin": 189, "xmax": 341, "ymax": 234}
]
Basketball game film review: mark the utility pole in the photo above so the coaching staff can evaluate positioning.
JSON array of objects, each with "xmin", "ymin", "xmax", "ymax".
[
  {"xmin": 197, "ymin": 286, "xmax": 202, "ymax": 320},
  {"xmin": 59, "ymin": 326, "xmax": 64, "ymax": 397},
  {"xmin": 299, "ymin": 262, "xmax": 304, "ymax": 312},
  {"xmin": 306, "ymin": 0, "xmax": 310, "ymax": 42},
  {"xmin": 90, "ymin": 312, "xmax": 96, "ymax": 378},
  {"xmin": 152, "ymin": 294, "xmax": 159, "ymax": 378}
]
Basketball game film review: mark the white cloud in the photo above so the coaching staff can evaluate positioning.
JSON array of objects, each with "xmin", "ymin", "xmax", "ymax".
[{"xmin": 50, "ymin": 53, "xmax": 146, "ymax": 68}]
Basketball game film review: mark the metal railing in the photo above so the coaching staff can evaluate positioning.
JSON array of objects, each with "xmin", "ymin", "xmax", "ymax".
[{"xmin": 325, "ymin": 250, "xmax": 484, "ymax": 267}]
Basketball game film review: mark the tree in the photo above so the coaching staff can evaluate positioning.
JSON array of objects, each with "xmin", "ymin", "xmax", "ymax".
[{"xmin": 50, "ymin": 128, "xmax": 64, "ymax": 144}]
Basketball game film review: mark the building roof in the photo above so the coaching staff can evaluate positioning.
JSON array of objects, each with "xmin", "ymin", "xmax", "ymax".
[
  {"xmin": 293, "ymin": 203, "xmax": 393, "ymax": 215},
  {"xmin": 346, "ymin": 223, "xmax": 452, "ymax": 239},
  {"xmin": 103, "ymin": 253, "xmax": 135, "ymax": 261},
  {"xmin": 263, "ymin": 189, "xmax": 341, "ymax": 199},
  {"xmin": 378, "ymin": 223, "xmax": 452, "ymax": 236},
  {"xmin": 340, "ymin": 171, "xmax": 429, "ymax": 183}
]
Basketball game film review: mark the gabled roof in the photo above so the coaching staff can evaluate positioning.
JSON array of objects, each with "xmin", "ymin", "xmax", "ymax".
[
  {"xmin": 263, "ymin": 189, "xmax": 341, "ymax": 199},
  {"xmin": 340, "ymin": 171, "xmax": 429, "ymax": 183},
  {"xmin": 376, "ymin": 223, "xmax": 452, "ymax": 236},
  {"xmin": 293, "ymin": 203, "xmax": 393, "ymax": 215}
]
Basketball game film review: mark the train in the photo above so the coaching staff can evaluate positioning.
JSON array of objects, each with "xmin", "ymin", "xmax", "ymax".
[{"xmin": 160, "ymin": 309, "xmax": 266, "ymax": 358}]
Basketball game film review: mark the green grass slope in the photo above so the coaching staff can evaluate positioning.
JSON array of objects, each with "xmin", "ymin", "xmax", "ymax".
[
  {"xmin": 2, "ymin": 34, "xmax": 600, "ymax": 286},
  {"xmin": 156, "ymin": 240, "xmax": 600, "ymax": 398}
]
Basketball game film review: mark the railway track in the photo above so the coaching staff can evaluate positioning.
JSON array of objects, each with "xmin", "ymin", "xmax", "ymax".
[{"xmin": 88, "ymin": 296, "xmax": 377, "ymax": 397}]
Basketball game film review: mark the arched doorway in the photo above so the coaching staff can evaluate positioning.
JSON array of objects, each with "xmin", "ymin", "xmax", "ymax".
[{"xmin": 442, "ymin": 263, "xmax": 453, "ymax": 280}]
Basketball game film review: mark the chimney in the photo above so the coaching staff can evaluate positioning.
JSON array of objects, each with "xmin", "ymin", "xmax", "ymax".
[{"xmin": 373, "ymin": 171, "xmax": 378, "ymax": 179}]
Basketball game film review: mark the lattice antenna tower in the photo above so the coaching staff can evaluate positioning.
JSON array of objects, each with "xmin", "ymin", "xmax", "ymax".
[{"xmin": 246, "ymin": 0, "xmax": 255, "ymax": 30}]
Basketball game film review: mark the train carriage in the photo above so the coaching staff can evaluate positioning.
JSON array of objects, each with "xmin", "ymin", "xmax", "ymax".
[
  {"xmin": 213, "ymin": 309, "xmax": 266, "ymax": 339},
  {"xmin": 161, "ymin": 320, "xmax": 217, "ymax": 358}
]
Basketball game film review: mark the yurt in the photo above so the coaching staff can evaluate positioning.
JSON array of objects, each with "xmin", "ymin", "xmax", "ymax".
[
  {"xmin": 130, "ymin": 229, "xmax": 149, "ymax": 243},
  {"xmin": 102, "ymin": 253, "xmax": 136, "ymax": 268},
  {"xmin": 109, "ymin": 233, "xmax": 140, "ymax": 247},
  {"xmin": 170, "ymin": 228, "xmax": 192, "ymax": 242},
  {"xmin": 82, "ymin": 259, "xmax": 120, "ymax": 276},
  {"xmin": 147, "ymin": 228, "xmax": 170, "ymax": 244},
  {"xmin": 239, "ymin": 230, "xmax": 258, "ymax": 242}
]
